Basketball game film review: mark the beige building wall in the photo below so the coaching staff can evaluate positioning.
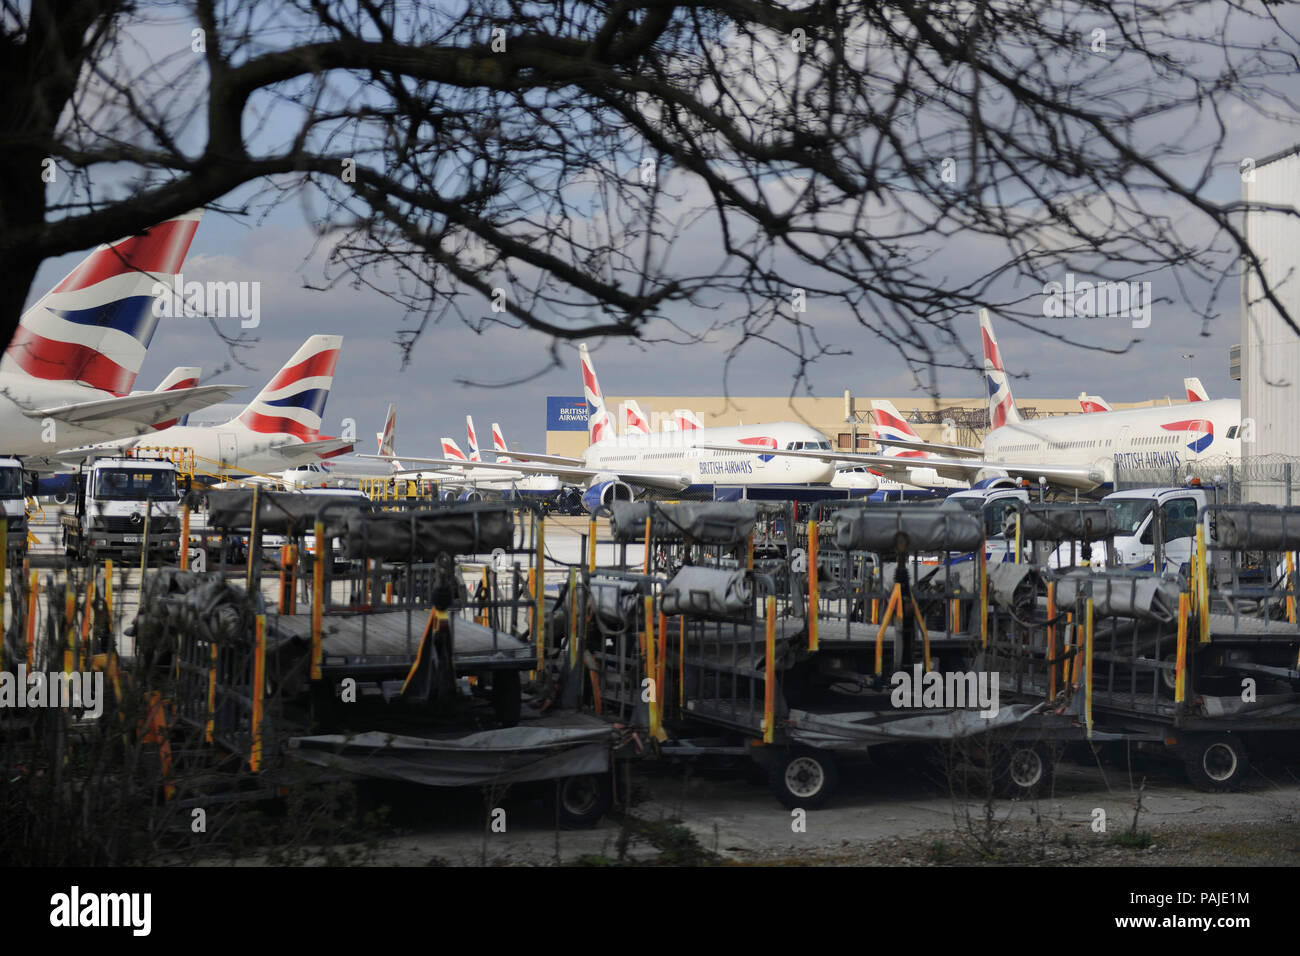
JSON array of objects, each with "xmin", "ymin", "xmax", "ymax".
[{"xmin": 546, "ymin": 393, "xmax": 1193, "ymax": 456}]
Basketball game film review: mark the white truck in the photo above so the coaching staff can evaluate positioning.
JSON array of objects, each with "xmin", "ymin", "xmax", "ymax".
[
  {"xmin": 60, "ymin": 457, "xmax": 183, "ymax": 561},
  {"xmin": 938, "ymin": 486, "xmax": 1032, "ymax": 563},
  {"xmin": 1049, "ymin": 486, "xmax": 1210, "ymax": 574},
  {"xmin": 0, "ymin": 458, "xmax": 28, "ymax": 554}
]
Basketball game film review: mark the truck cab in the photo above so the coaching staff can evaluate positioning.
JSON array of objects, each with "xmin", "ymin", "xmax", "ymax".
[
  {"xmin": 61, "ymin": 457, "xmax": 183, "ymax": 561},
  {"xmin": 1050, "ymin": 486, "xmax": 1209, "ymax": 573},
  {"xmin": 0, "ymin": 458, "xmax": 28, "ymax": 553},
  {"xmin": 939, "ymin": 486, "xmax": 1031, "ymax": 562}
]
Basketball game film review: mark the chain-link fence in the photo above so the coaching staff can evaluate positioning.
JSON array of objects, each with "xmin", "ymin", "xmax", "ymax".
[{"xmin": 1114, "ymin": 454, "xmax": 1300, "ymax": 506}]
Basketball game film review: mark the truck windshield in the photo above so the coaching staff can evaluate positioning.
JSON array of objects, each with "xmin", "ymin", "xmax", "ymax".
[
  {"xmin": 0, "ymin": 468, "xmax": 22, "ymax": 498},
  {"xmin": 96, "ymin": 469, "xmax": 177, "ymax": 501},
  {"xmin": 1108, "ymin": 499, "xmax": 1154, "ymax": 535}
]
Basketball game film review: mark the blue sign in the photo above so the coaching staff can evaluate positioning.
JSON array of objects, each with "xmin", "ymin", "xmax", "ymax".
[{"xmin": 547, "ymin": 396, "xmax": 589, "ymax": 431}]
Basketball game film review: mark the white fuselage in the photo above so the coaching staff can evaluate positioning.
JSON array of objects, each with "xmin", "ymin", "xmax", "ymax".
[
  {"xmin": 0, "ymin": 374, "xmax": 163, "ymax": 455},
  {"xmin": 99, "ymin": 421, "xmax": 324, "ymax": 477},
  {"xmin": 983, "ymin": 399, "xmax": 1241, "ymax": 486},
  {"xmin": 584, "ymin": 423, "xmax": 836, "ymax": 487}
]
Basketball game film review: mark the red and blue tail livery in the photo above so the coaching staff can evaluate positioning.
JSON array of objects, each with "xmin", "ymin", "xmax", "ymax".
[
  {"xmin": 2, "ymin": 211, "xmax": 202, "ymax": 394},
  {"xmin": 236, "ymin": 335, "xmax": 341, "ymax": 440},
  {"xmin": 1162, "ymin": 419, "xmax": 1215, "ymax": 454}
]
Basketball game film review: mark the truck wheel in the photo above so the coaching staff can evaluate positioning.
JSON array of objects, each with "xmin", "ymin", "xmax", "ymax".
[
  {"xmin": 1182, "ymin": 734, "xmax": 1250, "ymax": 792},
  {"xmin": 995, "ymin": 742, "xmax": 1055, "ymax": 798},
  {"xmin": 554, "ymin": 773, "xmax": 612, "ymax": 829},
  {"xmin": 491, "ymin": 669, "xmax": 521, "ymax": 727},
  {"xmin": 769, "ymin": 747, "xmax": 838, "ymax": 810}
]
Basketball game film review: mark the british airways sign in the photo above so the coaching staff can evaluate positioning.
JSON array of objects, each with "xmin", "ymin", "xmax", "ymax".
[{"xmin": 547, "ymin": 396, "xmax": 589, "ymax": 431}]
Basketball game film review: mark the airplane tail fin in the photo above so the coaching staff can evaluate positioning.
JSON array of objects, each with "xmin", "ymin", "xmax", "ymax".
[
  {"xmin": 870, "ymin": 400, "xmax": 930, "ymax": 458},
  {"xmin": 621, "ymin": 400, "xmax": 651, "ymax": 436},
  {"xmin": 377, "ymin": 404, "xmax": 396, "ymax": 455},
  {"xmin": 578, "ymin": 343, "xmax": 616, "ymax": 443},
  {"xmin": 1078, "ymin": 392, "xmax": 1112, "ymax": 413},
  {"xmin": 152, "ymin": 366, "xmax": 201, "ymax": 429},
  {"xmin": 491, "ymin": 422, "xmax": 512, "ymax": 462},
  {"xmin": 979, "ymin": 309, "xmax": 1021, "ymax": 429},
  {"xmin": 440, "ymin": 438, "xmax": 470, "ymax": 471},
  {"xmin": 233, "ymin": 334, "xmax": 342, "ymax": 440},
  {"xmin": 1184, "ymin": 377, "xmax": 1209, "ymax": 402},
  {"xmin": 465, "ymin": 415, "xmax": 482, "ymax": 462},
  {"xmin": 2, "ymin": 210, "xmax": 202, "ymax": 393},
  {"xmin": 673, "ymin": 408, "xmax": 703, "ymax": 431}
]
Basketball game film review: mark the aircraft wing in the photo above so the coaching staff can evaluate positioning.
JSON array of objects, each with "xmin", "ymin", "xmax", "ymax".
[
  {"xmin": 495, "ymin": 450, "xmax": 587, "ymax": 467},
  {"xmin": 361, "ymin": 454, "xmax": 691, "ymax": 493},
  {"xmin": 871, "ymin": 436, "xmax": 984, "ymax": 457},
  {"xmin": 694, "ymin": 443, "xmax": 1102, "ymax": 490},
  {"xmin": 275, "ymin": 438, "xmax": 355, "ymax": 459},
  {"xmin": 26, "ymin": 384, "xmax": 243, "ymax": 428}
]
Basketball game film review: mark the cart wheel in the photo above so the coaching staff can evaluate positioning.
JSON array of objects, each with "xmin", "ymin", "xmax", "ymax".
[
  {"xmin": 769, "ymin": 748, "xmax": 838, "ymax": 810},
  {"xmin": 1182, "ymin": 734, "xmax": 1250, "ymax": 792},
  {"xmin": 491, "ymin": 669, "xmax": 521, "ymax": 727},
  {"xmin": 554, "ymin": 773, "xmax": 612, "ymax": 829},
  {"xmin": 1158, "ymin": 651, "xmax": 1179, "ymax": 698},
  {"xmin": 995, "ymin": 742, "xmax": 1055, "ymax": 798}
]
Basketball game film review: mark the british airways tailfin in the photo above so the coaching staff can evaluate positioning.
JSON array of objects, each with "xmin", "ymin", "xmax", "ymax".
[
  {"xmin": 1184, "ymin": 377, "xmax": 1209, "ymax": 402},
  {"xmin": 621, "ymin": 400, "xmax": 651, "ymax": 436},
  {"xmin": 151, "ymin": 366, "xmax": 201, "ymax": 429},
  {"xmin": 578, "ymin": 343, "xmax": 616, "ymax": 443},
  {"xmin": 441, "ymin": 437, "xmax": 469, "ymax": 463},
  {"xmin": 490, "ymin": 422, "xmax": 512, "ymax": 462},
  {"xmin": 377, "ymin": 404, "xmax": 396, "ymax": 455},
  {"xmin": 465, "ymin": 415, "xmax": 482, "ymax": 462},
  {"xmin": 673, "ymin": 408, "xmax": 703, "ymax": 431},
  {"xmin": 979, "ymin": 309, "xmax": 1021, "ymax": 430},
  {"xmin": 1078, "ymin": 393, "xmax": 1112, "ymax": 413},
  {"xmin": 870, "ymin": 400, "xmax": 931, "ymax": 458},
  {"xmin": 1, "ymin": 210, "xmax": 202, "ymax": 394},
  {"xmin": 231, "ymin": 334, "xmax": 341, "ymax": 440}
]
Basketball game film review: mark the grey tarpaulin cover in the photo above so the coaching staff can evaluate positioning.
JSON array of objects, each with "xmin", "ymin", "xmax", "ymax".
[
  {"xmin": 1052, "ymin": 570, "xmax": 1181, "ymax": 622},
  {"xmin": 786, "ymin": 704, "xmax": 1035, "ymax": 751},
  {"xmin": 289, "ymin": 716, "xmax": 612, "ymax": 787},
  {"xmin": 343, "ymin": 507, "xmax": 513, "ymax": 560},
  {"xmin": 204, "ymin": 489, "xmax": 370, "ymax": 533},
  {"xmin": 831, "ymin": 508, "xmax": 983, "ymax": 553},
  {"xmin": 1010, "ymin": 504, "xmax": 1122, "ymax": 542},
  {"xmin": 1213, "ymin": 506, "xmax": 1300, "ymax": 550},
  {"xmin": 661, "ymin": 566, "xmax": 752, "ymax": 618},
  {"xmin": 609, "ymin": 501, "xmax": 757, "ymax": 545},
  {"xmin": 588, "ymin": 575, "xmax": 643, "ymax": 626},
  {"xmin": 987, "ymin": 562, "xmax": 1037, "ymax": 609}
]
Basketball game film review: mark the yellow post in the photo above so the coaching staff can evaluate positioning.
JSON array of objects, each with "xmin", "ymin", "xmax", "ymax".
[
  {"xmin": 763, "ymin": 595, "xmax": 776, "ymax": 744},
  {"xmin": 204, "ymin": 638, "xmax": 218, "ymax": 744},
  {"xmin": 63, "ymin": 583, "xmax": 75, "ymax": 674},
  {"xmin": 746, "ymin": 532, "xmax": 754, "ymax": 571},
  {"xmin": 1084, "ymin": 599, "xmax": 1094, "ymax": 739},
  {"xmin": 1284, "ymin": 554, "xmax": 1294, "ymax": 629},
  {"xmin": 644, "ymin": 594, "xmax": 657, "ymax": 737},
  {"xmin": 79, "ymin": 573, "xmax": 96, "ymax": 669},
  {"xmin": 642, "ymin": 516, "xmax": 652, "ymax": 574},
  {"xmin": 979, "ymin": 546, "xmax": 989, "ymax": 647},
  {"xmin": 1014, "ymin": 512, "xmax": 1022, "ymax": 564},
  {"xmin": 910, "ymin": 595, "xmax": 931, "ymax": 672},
  {"xmin": 385, "ymin": 580, "xmax": 393, "ymax": 605},
  {"xmin": 311, "ymin": 519, "xmax": 325, "ymax": 681},
  {"xmin": 250, "ymin": 614, "xmax": 266, "ymax": 772},
  {"xmin": 104, "ymin": 559, "xmax": 113, "ymax": 621},
  {"xmin": 568, "ymin": 567, "xmax": 580, "ymax": 671},
  {"xmin": 536, "ymin": 515, "xmax": 546, "ymax": 673},
  {"xmin": 1046, "ymin": 582, "xmax": 1057, "ymax": 700},
  {"xmin": 587, "ymin": 517, "xmax": 597, "ymax": 572},
  {"xmin": 25, "ymin": 570, "xmax": 38, "ymax": 670},
  {"xmin": 657, "ymin": 610, "xmax": 668, "ymax": 716},
  {"xmin": 874, "ymin": 584, "xmax": 902, "ymax": 675},
  {"xmin": 678, "ymin": 616, "xmax": 686, "ymax": 709},
  {"xmin": 179, "ymin": 505, "xmax": 190, "ymax": 570},
  {"xmin": 1175, "ymin": 592, "xmax": 1188, "ymax": 705},
  {"xmin": 478, "ymin": 565, "xmax": 490, "ymax": 625},
  {"xmin": 807, "ymin": 520, "xmax": 819, "ymax": 651},
  {"xmin": 1196, "ymin": 524, "xmax": 1210, "ymax": 644}
]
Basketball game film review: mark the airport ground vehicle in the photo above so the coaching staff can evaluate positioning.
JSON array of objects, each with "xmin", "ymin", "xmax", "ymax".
[
  {"xmin": 60, "ymin": 456, "xmax": 182, "ymax": 560},
  {"xmin": 0, "ymin": 458, "xmax": 29, "ymax": 554}
]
